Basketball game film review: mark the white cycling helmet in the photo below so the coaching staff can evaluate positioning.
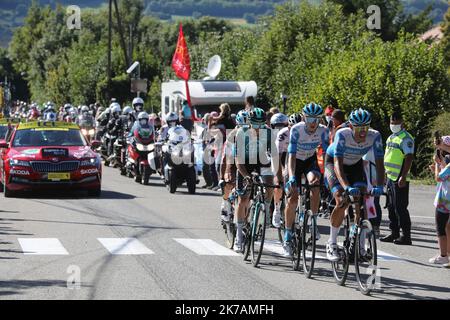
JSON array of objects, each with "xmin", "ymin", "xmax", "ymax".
[
  {"xmin": 270, "ymin": 113, "xmax": 289, "ymax": 126},
  {"xmin": 81, "ymin": 105, "xmax": 90, "ymax": 113}
]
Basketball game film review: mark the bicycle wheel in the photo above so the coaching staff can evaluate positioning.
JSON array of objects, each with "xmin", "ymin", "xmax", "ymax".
[
  {"xmin": 224, "ymin": 221, "xmax": 236, "ymax": 250},
  {"xmin": 332, "ymin": 214, "xmax": 350, "ymax": 286},
  {"xmin": 250, "ymin": 202, "xmax": 266, "ymax": 267},
  {"xmin": 293, "ymin": 223, "xmax": 302, "ymax": 271},
  {"xmin": 302, "ymin": 211, "xmax": 316, "ymax": 278},
  {"xmin": 355, "ymin": 220, "xmax": 378, "ymax": 295},
  {"xmin": 243, "ymin": 203, "xmax": 253, "ymax": 261}
]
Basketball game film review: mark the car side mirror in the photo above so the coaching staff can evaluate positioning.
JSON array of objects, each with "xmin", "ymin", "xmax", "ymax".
[{"xmin": 91, "ymin": 140, "xmax": 101, "ymax": 149}]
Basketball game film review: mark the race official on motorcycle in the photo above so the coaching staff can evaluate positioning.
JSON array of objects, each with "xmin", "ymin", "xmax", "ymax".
[
  {"xmin": 132, "ymin": 97, "xmax": 145, "ymax": 114},
  {"xmin": 158, "ymin": 112, "xmax": 179, "ymax": 142},
  {"xmin": 128, "ymin": 112, "xmax": 154, "ymax": 140},
  {"xmin": 122, "ymin": 106, "xmax": 136, "ymax": 133},
  {"xmin": 106, "ymin": 103, "xmax": 124, "ymax": 158},
  {"xmin": 76, "ymin": 105, "xmax": 95, "ymax": 127}
]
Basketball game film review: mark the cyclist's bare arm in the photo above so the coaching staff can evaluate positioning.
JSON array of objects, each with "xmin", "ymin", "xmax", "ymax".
[
  {"xmin": 375, "ymin": 158, "xmax": 385, "ymax": 186},
  {"xmin": 287, "ymin": 153, "xmax": 296, "ymax": 179}
]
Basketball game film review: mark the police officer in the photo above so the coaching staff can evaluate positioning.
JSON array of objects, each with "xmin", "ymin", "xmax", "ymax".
[{"xmin": 381, "ymin": 111, "xmax": 414, "ymax": 245}]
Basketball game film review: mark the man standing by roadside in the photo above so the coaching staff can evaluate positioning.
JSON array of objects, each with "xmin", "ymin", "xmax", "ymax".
[{"xmin": 381, "ymin": 111, "xmax": 415, "ymax": 245}]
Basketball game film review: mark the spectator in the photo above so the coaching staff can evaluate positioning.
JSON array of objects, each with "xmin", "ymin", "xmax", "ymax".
[
  {"xmin": 200, "ymin": 113, "xmax": 214, "ymax": 189},
  {"xmin": 429, "ymin": 135, "xmax": 450, "ymax": 266},
  {"xmin": 381, "ymin": 111, "xmax": 414, "ymax": 245},
  {"xmin": 180, "ymin": 100, "xmax": 194, "ymax": 133},
  {"xmin": 245, "ymin": 96, "xmax": 255, "ymax": 112}
]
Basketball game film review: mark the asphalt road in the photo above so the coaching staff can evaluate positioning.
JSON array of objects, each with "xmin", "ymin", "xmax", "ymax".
[{"xmin": 0, "ymin": 167, "xmax": 448, "ymax": 300}]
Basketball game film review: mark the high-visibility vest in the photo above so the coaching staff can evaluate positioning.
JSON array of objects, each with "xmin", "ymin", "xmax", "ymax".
[{"xmin": 384, "ymin": 131, "xmax": 414, "ymax": 182}]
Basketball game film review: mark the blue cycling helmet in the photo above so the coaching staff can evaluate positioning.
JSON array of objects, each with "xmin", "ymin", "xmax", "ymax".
[
  {"xmin": 270, "ymin": 113, "xmax": 289, "ymax": 126},
  {"xmin": 349, "ymin": 108, "xmax": 372, "ymax": 126},
  {"xmin": 302, "ymin": 103, "xmax": 323, "ymax": 117},
  {"xmin": 236, "ymin": 110, "xmax": 249, "ymax": 126}
]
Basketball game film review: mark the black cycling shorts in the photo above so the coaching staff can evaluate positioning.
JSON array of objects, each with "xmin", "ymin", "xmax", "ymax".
[
  {"xmin": 293, "ymin": 154, "xmax": 321, "ymax": 180},
  {"xmin": 325, "ymin": 155, "xmax": 367, "ymax": 194}
]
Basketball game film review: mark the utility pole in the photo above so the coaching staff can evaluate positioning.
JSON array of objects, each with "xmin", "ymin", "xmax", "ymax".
[
  {"xmin": 113, "ymin": 0, "xmax": 130, "ymax": 67},
  {"xmin": 107, "ymin": 0, "xmax": 112, "ymax": 101}
]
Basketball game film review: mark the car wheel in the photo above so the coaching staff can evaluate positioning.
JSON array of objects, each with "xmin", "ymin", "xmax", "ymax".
[
  {"xmin": 88, "ymin": 187, "xmax": 101, "ymax": 197},
  {"xmin": 4, "ymin": 185, "xmax": 14, "ymax": 198}
]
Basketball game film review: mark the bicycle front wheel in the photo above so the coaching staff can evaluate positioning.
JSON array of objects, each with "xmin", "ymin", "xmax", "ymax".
[
  {"xmin": 355, "ymin": 220, "xmax": 378, "ymax": 295},
  {"xmin": 332, "ymin": 214, "xmax": 350, "ymax": 286},
  {"xmin": 250, "ymin": 202, "xmax": 266, "ymax": 267},
  {"xmin": 302, "ymin": 211, "xmax": 317, "ymax": 278}
]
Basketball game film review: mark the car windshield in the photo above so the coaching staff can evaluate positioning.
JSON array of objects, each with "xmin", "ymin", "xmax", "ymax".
[
  {"xmin": 0, "ymin": 126, "xmax": 7, "ymax": 139},
  {"xmin": 12, "ymin": 129, "xmax": 87, "ymax": 147}
]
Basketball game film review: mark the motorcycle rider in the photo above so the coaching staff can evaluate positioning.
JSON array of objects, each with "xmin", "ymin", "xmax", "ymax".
[
  {"xmin": 76, "ymin": 105, "xmax": 95, "ymax": 127},
  {"xmin": 158, "ymin": 112, "xmax": 179, "ymax": 142},
  {"xmin": 122, "ymin": 106, "xmax": 136, "ymax": 133},
  {"xmin": 106, "ymin": 103, "xmax": 123, "ymax": 161},
  {"xmin": 132, "ymin": 97, "xmax": 145, "ymax": 114}
]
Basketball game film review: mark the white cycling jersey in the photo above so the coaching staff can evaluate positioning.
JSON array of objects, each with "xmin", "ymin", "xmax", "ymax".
[
  {"xmin": 275, "ymin": 127, "xmax": 290, "ymax": 155},
  {"xmin": 332, "ymin": 127, "xmax": 384, "ymax": 166},
  {"xmin": 288, "ymin": 122, "xmax": 329, "ymax": 161}
]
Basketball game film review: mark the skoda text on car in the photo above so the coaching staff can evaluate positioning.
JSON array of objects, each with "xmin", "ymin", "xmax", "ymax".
[{"xmin": 0, "ymin": 121, "xmax": 102, "ymax": 197}]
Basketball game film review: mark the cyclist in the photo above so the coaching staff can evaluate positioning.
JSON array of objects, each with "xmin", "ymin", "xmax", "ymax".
[
  {"xmin": 283, "ymin": 103, "xmax": 330, "ymax": 257},
  {"xmin": 271, "ymin": 112, "xmax": 292, "ymax": 228},
  {"xmin": 325, "ymin": 108, "xmax": 385, "ymax": 262},
  {"xmin": 220, "ymin": 110, "xmax": 248, "ymax": 222},
  {"xmin": 233, "ymin": 107, "xmax": 275, "ymax": 253}
]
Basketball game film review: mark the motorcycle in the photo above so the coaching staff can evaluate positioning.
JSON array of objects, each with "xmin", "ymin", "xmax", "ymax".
[
  {"xmin": 161, "ymin": 126, "xmax": 197, "ymax": 194},
  {"xmin": 126, "ymin": 127, "xmax": 154, "ymax": 185},
  {"xmin": 113, "ymin": 131, "xmax": 128, "ymax": 174},
  {"xmin": 80, "ymin": 126, "xmax": 96, "ymax": 144},
  {"xmin": 98, "ymin": 132, "xmax": 116, "ymax": 167}
]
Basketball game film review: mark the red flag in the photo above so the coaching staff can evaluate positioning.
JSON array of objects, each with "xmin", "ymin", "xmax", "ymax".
[{"xmin": 172, "ymin": 24, "xmax": 191, "ymax": 81}]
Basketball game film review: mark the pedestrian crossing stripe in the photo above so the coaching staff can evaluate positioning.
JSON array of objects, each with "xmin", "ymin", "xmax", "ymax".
[
  {"xmin": 174, "ymin": 239, "xmax": 240, "ymax": 256},
  {"xmin": 16, "ymin": 237, "xmax": 402, "ymax": 261},
  {"xmin": 97, "ymin": 238, "xmax": 154, "ymax": 255},
  {"xmin": 18, "ymin": 238, "xmax": 69, "ymax": 255}
]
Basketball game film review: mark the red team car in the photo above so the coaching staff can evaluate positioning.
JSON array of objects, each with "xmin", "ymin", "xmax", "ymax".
[{"xmin": 0, "ymin": 121, "xmax": 102, "ymax": 198}]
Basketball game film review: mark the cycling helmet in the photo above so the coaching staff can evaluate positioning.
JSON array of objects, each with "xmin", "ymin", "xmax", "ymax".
[
  {"xmin": 302, "ymin": 103, "xmax": 323, "ymax": 117},
  {"xmin": 122, "ymin": 106, "xmax": 133, "ymax": 116},
  {"xmin": 235, "ymin": 110, "xmax": 249, "ymax": 126},
  {"xmin": 288, "ymin": 113, "xmax": 302, "ymax": 126},
  {"xmin": 349, "ymin": 108, "xmax": 372, "ymax": 126},
  {"xmin": 165, "ymin": 112, "xmax": 179, "ymax": 123},
  {"xmin": 270, "ymin": 113, "xmax": 289, "ymax": 126},
  {"xmin": 249, "ymin": 108, "xmax": 266, "ymax": 125},
  {"xmin": 81, "ymin": 105, "xmax": 89, "ymax": 113}
]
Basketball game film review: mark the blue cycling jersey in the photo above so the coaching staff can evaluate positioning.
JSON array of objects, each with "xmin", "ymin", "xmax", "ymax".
[
  {"xmin": 287, "ymin": 122, "xmax": 329, "ymax": 161},
  {"xmin": 327, "ymin": 127, "xmax": 384, "ymax": 166}
]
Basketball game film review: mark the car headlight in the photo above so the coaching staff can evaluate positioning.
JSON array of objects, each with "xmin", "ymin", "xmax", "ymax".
[
  {"xmin": 81, "ymin": 129, "xmax": 88, "ymax": 135},
  {"xmin": 80, "ymin": 158, "xmax": 98, "ymax": 167},
  {"xmin": 9, "ymin": 159, "xmax": 31, "ymax": 167},
  {"xmin": 89, "ymin": 129, "xmax": 95, "ymax": 135}
]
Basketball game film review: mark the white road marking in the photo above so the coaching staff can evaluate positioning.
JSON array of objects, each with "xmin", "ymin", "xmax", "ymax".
[
  {"xmin": 262, "ymin": 239, "xmax": 328, "ymax": 260},
  {"xmin": 18, "ymin": 238, "xmax": 69, "ymax": 255},
  {"xmin": 98, "ymin": 238, "xmax": 154, "ymax": 255},
  {"xmin": 410, "ymin": 215, "xmax": 434, "ymax": 219},
  {"xmin": 174, "ymin": 239, "xmax": 239, "ymax": 256},
  {"xmin": 377, "ymin": 250, "xmax": 403, "ymax": 262}
]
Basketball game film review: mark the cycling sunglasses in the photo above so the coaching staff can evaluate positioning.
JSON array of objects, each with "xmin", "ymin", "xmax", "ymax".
[
  {"xmin": 251, "ymin": 123, "xmax": 266, "ymax": 129},
  {"xmin": 304, "ymin": 117, "xmax": 321, "ymax": 124},
  {"xmin": 353, "ymin": 125, "xmax": 370, "ymax": 132}
]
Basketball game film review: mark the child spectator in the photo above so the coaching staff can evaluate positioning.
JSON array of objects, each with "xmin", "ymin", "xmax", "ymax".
[{"xmin": 429, "ymin": 136, "xmax": 450, "ymax": 266}]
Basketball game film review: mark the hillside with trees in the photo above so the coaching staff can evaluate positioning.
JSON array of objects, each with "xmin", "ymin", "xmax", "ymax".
[{"xmin": 0, "ymin": 0, "xmax": 448, "ymax": 46}]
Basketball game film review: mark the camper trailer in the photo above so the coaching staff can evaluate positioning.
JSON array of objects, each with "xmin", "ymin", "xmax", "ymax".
[{"xmin": 160, "ymin": 80, "xmax": 258, "ymax": 118}]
